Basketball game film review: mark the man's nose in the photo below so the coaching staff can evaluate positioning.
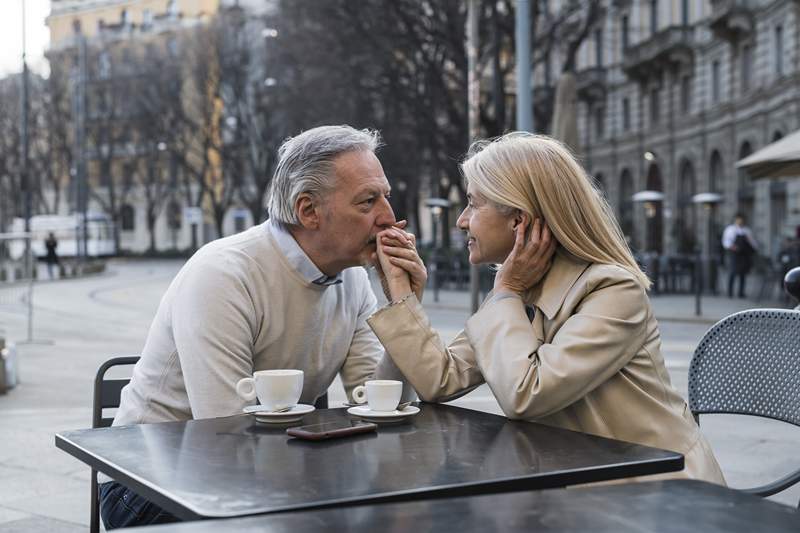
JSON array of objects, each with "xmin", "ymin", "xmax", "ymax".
[{"xmin": 376, "ymin": 197, "xmax": 397, "ymax": 227}]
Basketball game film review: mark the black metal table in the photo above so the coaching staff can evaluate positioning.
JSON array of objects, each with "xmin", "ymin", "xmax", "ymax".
[
  {"xmin": 123, "ymin": 480, "xmax": 800, "ymax": 533},
  {"xmin": 55, "ymin": 404, "xmax": 683, "ymax": 520}
]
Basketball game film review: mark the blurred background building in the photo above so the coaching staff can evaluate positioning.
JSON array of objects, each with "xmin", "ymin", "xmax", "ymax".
[{"xmin": 2, "ymin": 0, "xmax": 797, "ymax": 268}]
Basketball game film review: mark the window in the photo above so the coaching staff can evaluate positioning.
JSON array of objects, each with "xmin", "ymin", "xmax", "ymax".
[
  {"xmin": 621, "ymin": 15, "xmax": 629, "ymax": 51},
  {"xmin": 595, "ymin": 106, "xmax": 605, "ymax": 139},
  {"xmin": 650, "ymin": 88, "xmax": 660, "ymax": 125},
  {"xmin": 120, "ymin": 9, "xmax": 128, "ymax": 26},
  {"xmin": 681, "ymin": 0, "xmax": 689, "ymax": 26},
  {"xmin": 167, "ymin": 37, "xmax": 179, "ymax": 57},
  {"xmin": 775, "ymin": 25, "xmax": 784, "ymax": 76},
  {"xmin": 72, "ymin": 19, "xmax": 82, "ymax": 34},
  {"xmin": 622, "ymin": 98, "xmax": 631, "ymax": 131},
  {"xmin": 711, "ymin": 60, "xmax": 721, "ymax": 103},
  {"xmin": 650, "ymin": 0, "xmax": 658, "ymax": 36},
  {"xmin": 680, "ymin": 76, "xmax": 691, "ymax": 113},
  {"xmin": 98, "ymin": 51, "xmax": 111, "ymax": 79},
  {"xmin": 142, "ymin": 9, "xmax": 153, "ymax": 28},
  {"xmin": 594, "ymin": 28, "xmax": 603, "ymax": 67},
  {"xmin": 741, "ymin": 44, "xmax": 752, "ymax": 92},
  {"xmin": 121, "ymin": 204, "xmax": 135, "ymax": 231},
  {"xmin": 167, "ymin": 0, "xmax": 178, "ymax": 18}
]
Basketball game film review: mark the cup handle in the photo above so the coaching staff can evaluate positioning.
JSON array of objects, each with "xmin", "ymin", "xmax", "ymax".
[
  {"xmin": 236, "ymin": 377, "xmax": 257, "ymax": 402},
  {"xmin": 352, "ymin": 385, "xmax": 367, "ymax": 405}
]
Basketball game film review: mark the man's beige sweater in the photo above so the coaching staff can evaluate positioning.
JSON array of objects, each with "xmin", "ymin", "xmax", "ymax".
[{"xmin": 114, "ymin": 221, "xmax": 403, "ymax": 426}]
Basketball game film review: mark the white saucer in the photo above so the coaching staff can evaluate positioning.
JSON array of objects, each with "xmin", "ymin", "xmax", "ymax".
[
  {"xmin": 243, "ymin": 404, "xmax": 315, "ymax": 424},
  {"xmin": 347, "ymin": 405, "xmax": 420, "ymax": 423}
]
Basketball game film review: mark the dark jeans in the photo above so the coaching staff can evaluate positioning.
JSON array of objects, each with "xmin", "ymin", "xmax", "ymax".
[
  {"xmin": 99, "ymin": 481, "xmax": 180, "ymax": 530},
  {"xmin": 728, "ymin": 271, "xmax": 748, "ymax": 298}
]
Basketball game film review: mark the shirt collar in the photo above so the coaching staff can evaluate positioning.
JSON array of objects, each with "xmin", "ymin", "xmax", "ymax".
[{"xmin": 267, "ymin": 220, "xmax": 343, "ymax": 286}]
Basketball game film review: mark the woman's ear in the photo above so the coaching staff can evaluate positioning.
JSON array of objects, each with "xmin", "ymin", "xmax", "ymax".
[{"xmin": 513, "ymin": 211, "xmax": 530, "ymax": 230}]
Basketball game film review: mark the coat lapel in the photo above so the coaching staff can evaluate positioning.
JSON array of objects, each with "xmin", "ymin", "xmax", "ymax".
[{"xmin": 524, "ymin": 251, "xmax": 591, "ymax": 321}]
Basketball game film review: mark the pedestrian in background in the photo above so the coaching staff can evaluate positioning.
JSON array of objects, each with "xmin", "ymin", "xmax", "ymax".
[
  {"xmin": 722, "ymin": 214, "xmax": 758, "ymax": 298},
  {"xmin": 44, "ymin": 232, "xmax": 60, "ymax": 279}
]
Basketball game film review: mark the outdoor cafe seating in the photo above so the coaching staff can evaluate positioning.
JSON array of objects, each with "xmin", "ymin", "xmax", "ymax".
[{"xmin": 57, "ymin": 267, "xmax": 800, "ymax": 532}]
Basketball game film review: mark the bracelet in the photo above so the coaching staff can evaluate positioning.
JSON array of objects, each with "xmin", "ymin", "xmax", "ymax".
[{"xmin": 390, "ymin": 293, "xmax": 414, "ymax": 306}]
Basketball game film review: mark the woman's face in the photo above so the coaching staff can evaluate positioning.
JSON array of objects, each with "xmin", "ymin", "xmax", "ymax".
[{"xmin": 456, "ymin": 183, "xmax": 517, "ymax": 265}]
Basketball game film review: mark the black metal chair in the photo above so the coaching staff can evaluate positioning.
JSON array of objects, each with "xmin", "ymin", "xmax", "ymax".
[
  {"xmin": 90, "ymin": 355, "xmax": 140, "ymax": 533},
  {"xmin": 89, "ymin": 356, "xmax": 330, "ymax": 532},
  {"xmin": 688, "ymin": 308, "xmax": 800, "ymax": 507}
]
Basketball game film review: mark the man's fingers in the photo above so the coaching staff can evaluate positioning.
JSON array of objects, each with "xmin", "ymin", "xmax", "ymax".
[{"xmin": 394, "ymin": 220, "xmax": 408, "ymax": 229}]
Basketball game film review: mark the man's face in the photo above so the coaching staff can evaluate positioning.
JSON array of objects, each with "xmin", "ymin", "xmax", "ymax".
[
  {"xmin": 735, "ymin": 216, "xmax": 745, "ymax": 227},
  {"xmin": 317, "ymin": 150, "xmax": 396, "ymax": 271}
]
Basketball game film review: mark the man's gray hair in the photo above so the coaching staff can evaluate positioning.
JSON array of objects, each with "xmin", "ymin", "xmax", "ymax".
[{"xmin": 267, "ymin": 125, "xmax": 382, "ymax": 225}]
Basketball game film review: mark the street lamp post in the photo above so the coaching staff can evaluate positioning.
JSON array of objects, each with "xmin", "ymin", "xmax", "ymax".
[
  {"xmin": 632, "ymin": 190, "xmax": 665, "ymax": 291},
  {"xmin": 691, "ymin": 193, "xmax": 723, "ymax": 316},
  {"xmin": 425, "ymin": 198, "xmax": 450, "ymax": 303}
]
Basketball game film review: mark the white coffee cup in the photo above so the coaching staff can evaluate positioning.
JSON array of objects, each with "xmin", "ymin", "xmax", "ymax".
[
  {"xmin": 352, "ymin": 380, "xmax": 402, "ymax": 412},
  {"xmin": 236, "ymin": 369, "xmax": 303, "ymax": 411}
]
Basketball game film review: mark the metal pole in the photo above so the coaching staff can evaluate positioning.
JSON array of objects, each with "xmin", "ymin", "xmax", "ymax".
[
  {"xmin": 467, "ymin": 0, "xmax": 480, "ymax": 313},
  {"xmin": 21, "ymin": 0, "xmax": 35, "ymax": 342},
  {"xmin": 75, "ymin": 34, "xmax": 89, "ymax": 263},
  {"xmin": 694, "ymin": 247, "xmax": 702, "ymax": 316},
  {"xmin": 515, "ymin": 0, "xmax": 533, "ymax": 132}
]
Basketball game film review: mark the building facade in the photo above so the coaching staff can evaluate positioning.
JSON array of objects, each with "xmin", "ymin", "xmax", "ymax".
[
  {"xmin": 45, "ymin": 0, "xmax": 259, "ymax": 254},
  {"xmin": 566, "ymin": 0, "xmax": 800, "ymax": 262}
]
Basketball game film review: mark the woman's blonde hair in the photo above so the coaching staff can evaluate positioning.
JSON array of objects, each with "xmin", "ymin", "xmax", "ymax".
[{"xmin": 461, "ymin": 132, "xmax": 651, "ymax": 289}]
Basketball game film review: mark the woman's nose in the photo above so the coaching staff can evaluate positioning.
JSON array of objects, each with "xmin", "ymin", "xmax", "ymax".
[{"xmin": 456, "ymin": 209, "xmax": 468, "ymax": 230}]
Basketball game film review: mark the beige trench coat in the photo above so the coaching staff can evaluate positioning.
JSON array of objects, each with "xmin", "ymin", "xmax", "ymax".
[{"xmin": 367, "ymin": 252, "xmax": 726, "ymax": 485}]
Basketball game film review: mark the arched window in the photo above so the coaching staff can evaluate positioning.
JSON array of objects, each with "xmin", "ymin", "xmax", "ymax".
[
  {"xmin": 618, "ymin": 169, "xmax": 634, "ymax": 240},
  {"xmin": 676, "ymin": 160, "xmax": 696, "ymax": 253},
  {"xmin": 773, "ymin": 131, "xmax": 784, "ymax": 142},
  {"xmin": 645, "ymin": 163, "xmax": 664, "ymax": 254},
  {"xmin": 121, "ymin": 204, "xmax": 135, "ymax": 231}
]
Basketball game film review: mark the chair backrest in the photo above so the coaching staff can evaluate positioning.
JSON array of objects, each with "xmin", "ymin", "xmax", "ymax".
[
  {"xmin": 689, "ymin": 309, "xmax": 800, "ymax": 426},
  {"xmin": 92, "ymin": 356, "xmax": 140, "ymax": 429}
]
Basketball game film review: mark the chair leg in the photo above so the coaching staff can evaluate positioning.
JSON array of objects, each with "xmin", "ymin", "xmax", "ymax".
[{"xmin": 90, "ymin": 469, "xmax": 99, "ymax": 533}]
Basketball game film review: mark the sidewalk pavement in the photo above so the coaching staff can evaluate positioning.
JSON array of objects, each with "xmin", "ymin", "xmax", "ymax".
[{"xmin": 0, "ymin": 260, "xmax": 797, "ymax": 532}]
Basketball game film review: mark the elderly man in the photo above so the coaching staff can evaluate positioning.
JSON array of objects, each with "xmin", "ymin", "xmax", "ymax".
[{"xmin": 99, "ymin": 125, "xmax": 416, "ymax": 529}]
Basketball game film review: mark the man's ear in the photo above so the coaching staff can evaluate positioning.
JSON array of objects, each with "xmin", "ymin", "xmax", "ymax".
[{"xmin": 295, "ymin": 193, "xmax": 321, "ymax": 230}]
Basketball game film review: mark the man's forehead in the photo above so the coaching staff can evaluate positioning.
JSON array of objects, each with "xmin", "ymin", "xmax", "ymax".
[{"xmin": 333, "ymin": 151, "xmax": 389, "ymax": 192}]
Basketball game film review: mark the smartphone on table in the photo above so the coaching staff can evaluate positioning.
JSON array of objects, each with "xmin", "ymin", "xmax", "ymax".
[{"xmin": 286, "ymin": 420, "xmax": 377, "ymax": 441}]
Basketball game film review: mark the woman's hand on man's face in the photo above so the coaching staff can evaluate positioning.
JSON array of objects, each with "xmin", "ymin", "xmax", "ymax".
[
  {"xmin": 494, "ymin": 217, "xmax": 557, "ymax": 295},
  {"xmin": 374, "ymin": 227, "xmax": 427, "ymax": 303}
]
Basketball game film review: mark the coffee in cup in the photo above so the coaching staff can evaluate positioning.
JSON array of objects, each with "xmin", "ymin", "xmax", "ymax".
[
  {"xmin": 352, "ymin": 379, "xmax": 402, "ymax": 412},
  {"xmin": 236, "ymin": 369, "xmax": 303, "ymax": 411}
]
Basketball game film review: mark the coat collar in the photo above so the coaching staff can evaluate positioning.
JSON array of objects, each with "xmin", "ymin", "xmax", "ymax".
[{"xmin": 524, "ymin": 250, "xmax": 591, "ymax": 320}]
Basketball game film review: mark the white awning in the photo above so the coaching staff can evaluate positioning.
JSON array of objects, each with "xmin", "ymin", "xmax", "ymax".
[{"xmin": 736, "ymin": 129, "xmax": 800, "ymax": 179}]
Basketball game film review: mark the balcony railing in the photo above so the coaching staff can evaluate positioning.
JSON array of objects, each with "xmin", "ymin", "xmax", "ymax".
[
  {"xmin": 709, "ymin": 0, "xmax": 754, "ymax": 42},
  {"xmin": 576, "ymin": 66, "xmax": 607, "ymax": 102},
  {"xmin": 622, "ymin": 26, "xmax": 696, "ymax": 82}
]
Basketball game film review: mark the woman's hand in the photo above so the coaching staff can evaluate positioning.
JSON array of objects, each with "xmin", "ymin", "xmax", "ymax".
[
  {"xmin": 375, "ymin": 227, "xmax": 427, "ymax": 303},
  {"xmin": 494, "ymin": 217, "xmax": 557, "ymax": 295}
]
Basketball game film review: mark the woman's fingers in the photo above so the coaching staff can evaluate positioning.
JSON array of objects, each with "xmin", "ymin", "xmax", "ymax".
[
  {"xmin": 381, "ymin": 244, "xmax": 419, "ymax": 259},
  {"xmin": 389, "ymin": 256, "xmax": 426, "ymax": 276}
]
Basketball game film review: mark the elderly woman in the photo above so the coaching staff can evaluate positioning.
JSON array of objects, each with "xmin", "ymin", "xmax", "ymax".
[{"xmin": 371, "ymin": 132, "xmax": 725, "ymax": 484}]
